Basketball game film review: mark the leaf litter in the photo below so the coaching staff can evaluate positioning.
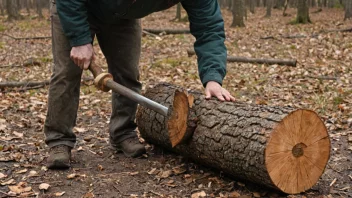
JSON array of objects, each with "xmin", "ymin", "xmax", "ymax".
[{"xmin": 0, "ymin": 6, "xmax": 351, "ymax": 197}]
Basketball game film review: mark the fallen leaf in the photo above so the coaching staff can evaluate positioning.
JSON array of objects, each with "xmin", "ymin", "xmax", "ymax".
[
  {"xmin": 16, "ymin": 169, "xmax": 28, "ymax": 174},
  {"xmin": 39, "ymin": 183, "xmax": 50, "ymax": 190},
  {"xmin": 83, "ymin": 192, "xmax": 94, "ymax": 198},
  {"xmin": 129, "ymin": 171, "xmax": 139, "ymax": 176},
  {"xmin": 8, "ymin": 182, "xmax": 32, "ymax": 194},
  {"xmin": 253, "ymin": 192, "xmax": 260, "ymax": 198},
  {"xmin": 13, "ymin": 131, "xmax": 23, "ymax": 138},
  {"xmin": 147, "ymin": 168, "xmax": 157, "ymax": 175},
  {"xmin": 96, "ymin": 165, "xmax": 104, "ymax": 171},
  {"xmin": 159, "ymin": 170, "xmax": 173, "ymax": 178},
  {"xmin": 75, "ymin": 127, "xmax": 87, "ymax": 133},
  {"xmin": 191, "ymin": 191, "xmax": 206, "ymax": 198},
  {"xmin": 172, "ymin": 165, "xmax": 187, "ymax": 175},
  {"xmin": 229, "ymin": 191, "xmax": 240, "ymax": 198},
  {"xmin": 28, "ymin": 170, "xmax": 38, "ymax": 177},
  {"xmin": 55, "ymin": 192, "xmax": 65, "ymax": 196},
  {"xmin": 1, "ymin": 179, "xmax": 15, "ymax": 185},
  {"xmin": 67, "ymin": 173, "xmax": 77, "ymax": 179},
  {"xmin": 0, "ymin": 173, "xmax": 7, "ymax": 179}
]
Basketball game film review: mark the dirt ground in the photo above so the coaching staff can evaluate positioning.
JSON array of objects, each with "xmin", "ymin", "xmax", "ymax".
[{"xmin": 0, "ymin": 5, "xmax": 352, "ymax": 198}]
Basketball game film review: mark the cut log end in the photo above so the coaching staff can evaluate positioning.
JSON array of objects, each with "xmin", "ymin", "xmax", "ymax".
[
  {"xmin": 167, "ymin": 90, "xmax": 190, "ymax": 147},
  {"xmin": 265, "ymin": 109, "xmax": 330, "ymax": 194}
]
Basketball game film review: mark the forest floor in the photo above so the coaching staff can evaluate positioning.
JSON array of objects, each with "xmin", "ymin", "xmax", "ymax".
[{"xmin": 0, "ymin": 6, "xmax": 351, "ymax": 198}]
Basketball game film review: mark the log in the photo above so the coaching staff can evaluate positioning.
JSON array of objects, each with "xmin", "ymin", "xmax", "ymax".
[
  {"xmin": 143, "ymin": 29, "xmax": 190, "ymax": 35},
  {"xmin": 187, "ymin": 49, "xmax": 297, "ymax": 67},
  {"xmin": 0, "ymin": 77, "xmax": 93, "ymax": 89},
  {"xmin": 0, "ymin": 33, "xmax": 51, "ymax": 40},
  {"xmin": 136, "ymin": 83, "xmax": 331, "ymax": 194}
]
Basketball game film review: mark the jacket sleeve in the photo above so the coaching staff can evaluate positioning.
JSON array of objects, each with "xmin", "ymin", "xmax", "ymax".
[
  {"xmin": 56, "ymin": 0, "xmax": 92, "ymax": 47},
  {"xmin": 181, "ymin": 0, "xmax": 227, "ymax": 87}
]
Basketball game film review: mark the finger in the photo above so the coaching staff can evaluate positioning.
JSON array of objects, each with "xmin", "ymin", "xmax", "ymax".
[
  {"xmin": 215, "ymin": 91, "xmax": 225, "ymax": 101},
  {"xmin": 223, "ymin": 93, "xmax": 231, "ymax": 101},
  {"xmin": 77, "ymin": 59, "xmax": 84, "ymax": 69},
  {"xmin": 230, "ymin": 95, "xmax": 236, "ymax": 102},
  {"xmin": 205, "ymin": 89, "xmax": 211, "ymax": 100},
  {"xmin": 83, "ymin": 59, "xmax": 91, "ymax": 70}
]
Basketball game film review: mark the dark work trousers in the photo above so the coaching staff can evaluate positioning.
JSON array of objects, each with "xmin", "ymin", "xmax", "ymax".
[{"xmin": 44, "ymin": 2, "xmax": 142, "ymax": 148}]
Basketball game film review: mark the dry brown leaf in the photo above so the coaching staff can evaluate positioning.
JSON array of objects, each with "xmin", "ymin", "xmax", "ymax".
[
  {"xmin": 172, "ymin": 165, "xmax": 187, "ymax": 175},
  {"xmin": 8, "ymin": 182, "xmax": 32, "ymax": 194},
  {"xmin": 229, "ymin": 191, "xmax": 241, "ymax": 198},
  {"xmin": 159, "ymin": 170, "xmax": 173, "ymax": 178},
  {"xmin": 39, "ymin": 183, "xmax": 50, "ymax": 190},
  {"xmin": 1, "ymin": 179, "xmax": 15, "ymax": 185},
  {"xmin": 253, "ymin": 192, "xmax": 260, "ymax": 198},
  {"xmin": 191, "ymin": 191, "xmax": 206, "ymax": 198},
  {"xmin": 75, "ymin": 127, "xmax": 87, "ymax": 133},
  {"xmin": 67, "ymin": 173, "xmax": 77, "ymax": 179},
  {"xmin": 54, "ymin": 192, "xmax": 65, "ymax": 196},
  {"xmin": 97, "ymin": 165, "xmax": 104, "ymax": 171},
  {"xmin": 0, "ymin": 172, "xmax": 7, "ymax": 179},
  {"xmin": 16, "ymin": 169, "xmax": 28, "ymax": 174},
  {"xmin": 147, "ymin": 168, "xmax": 158, "ymax": 175},
  {"xmin": 13, "ymin": 131, "xmax": 23, "ymax": 138},
  {"xmin": 129, "ymin": 171, "xmax": 139, "ymax": 176},
  {"xmin": 83, "ymin": 192, "xmax": 95, "ymax": 198},
  {"xmin": 28, "ymin": 170, "xmax": 38, "ymax": 177}
]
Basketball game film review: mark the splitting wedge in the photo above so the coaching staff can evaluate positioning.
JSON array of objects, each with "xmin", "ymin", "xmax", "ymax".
[{"xmin": 89, "ymin": 62, "xmax": 169, "ymax": 116}]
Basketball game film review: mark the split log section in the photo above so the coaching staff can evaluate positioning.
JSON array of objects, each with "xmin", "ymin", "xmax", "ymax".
[{"xmin": 136, "ymin": 83, "xmax": 330, "ymax": 194}]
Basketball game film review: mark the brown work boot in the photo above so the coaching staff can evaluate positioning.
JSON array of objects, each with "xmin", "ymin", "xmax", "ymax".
[
  {"xmin": 47, "ymin": 145, "xmax": 71, "ymax": 169},
  {"xmin": 113, "ymin": 137, "xmax": 146, "ymax": 158}
]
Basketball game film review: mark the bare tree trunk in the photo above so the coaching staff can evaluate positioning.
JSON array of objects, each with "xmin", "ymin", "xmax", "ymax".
[
  {"xmin": 6, "ymin": 0, "xmax": 21, "ymax": 21},
  {"xmin": 249, "ymin": 0, "xmax": 255, "ymax": 13},
  {"xmin": 283, "ymin": 0, "xmax": 289, "ymax": 15},
  {"xmin": 327, "ymin": 0, "xmax": 334, "ymax": 8},
  {"xmin": 345, "ymin": 0, "xmax": 352, "ymax": 20},
  {"xmin": 0, "ymin": 0, "xmax": 4, "ymax": 15},
  {"xmin": 265, "ymin": 0, "xmax": 272, "ymax": 17},
  {"xmin": 36, "ymin": 0, "xmax": 43, "ymax": 18},
  {"xmin": 296, "ymin": 0, "xmax": 311, "ymax": 23},
  {"xmin": 232, "ymin": 0, "xmax": 245, "ymax": 27}
]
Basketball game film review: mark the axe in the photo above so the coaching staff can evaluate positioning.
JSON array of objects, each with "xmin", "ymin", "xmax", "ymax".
[{"xmin": 89, "ymin": 62, "xmax": 168, "ymax": 116}]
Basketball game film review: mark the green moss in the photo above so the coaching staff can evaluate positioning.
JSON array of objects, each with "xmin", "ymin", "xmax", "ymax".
[{"xmin": 40, "ymin": 57, "xmax": 53, "ymax": 63}]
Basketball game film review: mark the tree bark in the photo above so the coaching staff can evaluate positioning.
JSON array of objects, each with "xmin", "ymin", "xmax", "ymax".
[
  {"xmin": 249, "ymin": 0, "xmax": 255, "ymax": 13},
  {"xmin": 36, "ymin": 0, "xmax": 43, "ymax": 19},
  {"xmin": 187, "ymin": 49, "xmax": 297, "ymax": 66},
  {"xmin": 344, "ymin": 0, "xmax": 352, "ymax": 20},
  {"xmin": 265, "ymin": 0, "xmax": 272, "ymax": 17},
  {"xmin": 296, "ymin": 0, "xmax": 311, "ymax": 23},
  {"xmin": 136, "ymin": 83, "xmax": 330, "ymax": 194},
  {"xmin": 231, "ymin": 0, "xmax": 245, "ymax": 27},
  {"xmin": 6, "ymin": 0, "xmax": 21, "ymax": 21}
]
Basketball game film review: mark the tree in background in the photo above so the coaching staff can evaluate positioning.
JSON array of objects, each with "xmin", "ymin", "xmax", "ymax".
[
  {"xmin": 6, "ymin": 0, "xmax": 21, "ymax": 21},
  {"xmin": 265, "ymin": 0, "xmax": 273, "ymax": 17},
  {"xmin": 345, "ymin": 0, "xmax": 352, "ymax": 20},
  {"xmin": 249, "ymin": 0, "xmax": 255, "ymax": 14},
  {"xmin": 296, "ymin": 0, "xmax": 311, "ymax": 23},
  {"xmin": 0, "ymin": 0, "xmax": 4, "ymax": 16},
  {"xmin": 36, "ymin": 0, "xmax": 43, "ymax": 19},
  {"xmin": 232, "ymin": 0, "xmax": 245, "ymax": 27}
]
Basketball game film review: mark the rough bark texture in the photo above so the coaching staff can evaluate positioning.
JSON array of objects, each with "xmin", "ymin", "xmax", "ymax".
[
  {"xmin": 296, "ymin": 0, "xmax": 311, "ymax": 23},
  {"xmin": 6, "ymin": 0, "xmax": 21, "ymax": 21},
  {"xmin": 137, "ymin": 83, "xmax": 295, "ymax": 189},
  {"xmin": 232, "ymin": 0, "xmax": 245, "ymax": 27},
  {"xmin": 344, "ymin": 0, "xmax": 352, "ymax": 20},
  {"xmin": 137, "ymin": 83, "xmax": 330, "ymax": 194},
  {"xmin": 266, "ymin": 0, "xmax": 272, "ymax": 17}
]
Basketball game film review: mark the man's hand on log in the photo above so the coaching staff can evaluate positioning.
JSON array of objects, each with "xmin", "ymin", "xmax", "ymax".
[
  {"xmin": 205, "ymin": 81, "xmax": 235, "ymax": 102},
  {"xmin": 70, "ymin": 43, "xmax": 95, "ymax": 70}
]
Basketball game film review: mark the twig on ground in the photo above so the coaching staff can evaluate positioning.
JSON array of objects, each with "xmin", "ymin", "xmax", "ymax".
[{"xmin": 0, "ymin": 33, "xmax": 51, "ymax": 40}]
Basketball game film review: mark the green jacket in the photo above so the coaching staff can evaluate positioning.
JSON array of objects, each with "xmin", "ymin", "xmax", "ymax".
[{"xmin": 56, "ymin": 0, "xmax": 227, "ymax": 86}]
